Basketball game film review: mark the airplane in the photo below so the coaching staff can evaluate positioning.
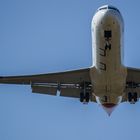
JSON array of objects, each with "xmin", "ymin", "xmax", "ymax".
[{"xmin": 0, "ymin": 5, "xmax": 140, "ymax": 116}]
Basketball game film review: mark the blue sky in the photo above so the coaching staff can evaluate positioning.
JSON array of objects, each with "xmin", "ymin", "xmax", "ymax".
[{"xmin": 0, "ymin": 0, "xmax": 140, "ymax": 140}]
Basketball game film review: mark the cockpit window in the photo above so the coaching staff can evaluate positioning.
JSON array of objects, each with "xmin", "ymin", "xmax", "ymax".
[
  {"xmin": 98, "ymin": 5, "xmax": 120, "ymax": 14},
  {"xmin": 108, "ymin": 6, "xmax": 120, "ymax": 13}
]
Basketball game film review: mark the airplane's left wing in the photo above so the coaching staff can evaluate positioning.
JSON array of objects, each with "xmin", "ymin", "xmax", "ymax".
[{"xmin": 0, "ymin": 68, "xmax": 95, "ymax": 101}]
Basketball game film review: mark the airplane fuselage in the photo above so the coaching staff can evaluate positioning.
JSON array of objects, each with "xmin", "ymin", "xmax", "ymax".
[{"xmin": 90, "ymin": 5, "xmax": 127, "ymax": 111}]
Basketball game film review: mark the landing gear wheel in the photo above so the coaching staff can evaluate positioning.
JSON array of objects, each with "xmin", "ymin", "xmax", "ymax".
[
  {"xmin": 134, "ymin": 92, "xmax": 138, "ymax": 102},
  {"xmin": 128, "ymin": 92, "xmax": 132, "ymax": 102},
  {"xmin": 80, "ymin": 92, "xmax": 84, "ymax": 102},
  {"xmin": 80, "ymin": 92, "xmax": 90, "ymax": 103},
  {"xmin": 128, "ymin": 92, "xmax": 138, "ymax": 103},
  {"xmin": 85, "ymin": 92, "xmax": 90, "ymax": 102}
]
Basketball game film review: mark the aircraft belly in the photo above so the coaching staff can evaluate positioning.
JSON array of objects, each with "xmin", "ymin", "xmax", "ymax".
[
  {"xmin": 90, "ymin": 67, "xmax": 126, "ymax": 97},
  {"xmin": 91, "ymin": 11, "xmax": 127, "ymax": 98}
]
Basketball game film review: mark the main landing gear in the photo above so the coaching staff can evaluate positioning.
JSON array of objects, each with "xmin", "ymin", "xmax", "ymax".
[
  {"xmin": 128, "ymin": 92, "xmax": 138, "ymax": 104},
  {"xmin": 80, "ymin": 92, "xmax": 90, "ymax": 103},
  {"xmin": 80, "ymin": 82, "xmax": 90, "ymax": 104},
  {"xmin": 127, "ymin": 82, "xmax": 139, "ymax": 104}
]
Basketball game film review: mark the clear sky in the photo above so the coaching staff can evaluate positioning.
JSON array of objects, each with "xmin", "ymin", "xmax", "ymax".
[{"xmin": 0, "ymin": 0, "xmax": 140, "ymax": 140}]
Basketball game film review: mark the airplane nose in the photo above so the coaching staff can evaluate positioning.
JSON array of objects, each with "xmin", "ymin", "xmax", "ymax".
[{"xmin": 102, "ymin": 103, "xmax": 117, "ymax": 116}]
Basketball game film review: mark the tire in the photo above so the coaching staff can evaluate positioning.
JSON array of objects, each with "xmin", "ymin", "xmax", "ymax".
[
  {"xmin": 80, "ymin": 92, "xmax": 84, "ymax": 102},
  {"xmin": 128, "ymin": 92, "xmax": 132, "ymax": 102},
  {"xmin": 85, "ymin": 92, "xmax": 90, "ymax": 102},
  {"xmin": 134, "ymin": 92, "xmax": 138, "ymax": 102}
]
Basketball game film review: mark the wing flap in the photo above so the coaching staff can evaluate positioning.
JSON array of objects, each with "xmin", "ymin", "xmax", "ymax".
[
  {"xmin": 31, "ymin": 85, "xmax": 57, "ymax": 95},
  {"xmin": 60, "ymin": 88, "xmax": 81, "ymax": 98},
  {"xmin": 31, "ymin": 83, "xmax": 83, "ymax": 99}
]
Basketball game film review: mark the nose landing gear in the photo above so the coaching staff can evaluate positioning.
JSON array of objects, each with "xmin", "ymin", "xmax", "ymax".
[
  {"xmin": 105, "ymin": 43, "xmax": 111, "ymax": 50},
  {"xmin": 104, "ymin": 30, "xmax": 112, "ymax": 50}
]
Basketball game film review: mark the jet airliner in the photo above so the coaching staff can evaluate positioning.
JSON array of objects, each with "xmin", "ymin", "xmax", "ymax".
[{"xmin": 1, "ymin": 5, "xmax": 140, "ymax": 115}]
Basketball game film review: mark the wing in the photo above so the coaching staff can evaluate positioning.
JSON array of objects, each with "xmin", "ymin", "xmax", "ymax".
[
  {"xmin": 0, "ymin": 68, "xmax": 91, "ymax": 84},
  {"xmin": 126, "ymin": 67, "xmax": 140, "ymax": 84},
  {"xmin": 0, "ymin": 68, "xmax": 94, "ymax": 100},
  {"xmin": 123, "ymin": 67, "xmax": 140, "ymax": 102}
]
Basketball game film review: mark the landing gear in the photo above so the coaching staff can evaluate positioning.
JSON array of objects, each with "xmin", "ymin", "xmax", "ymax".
[
  {"xmin": 105, "ymin": 44, "xmax": 111, "ymax": 50},
  {"xmin": 104, "ymin": 30, "xmax": 112, "ymax": 50},
  {"xmin": 85, "ymin": 92, "xmax": 90, "ymax": 102},
  {"xmin": 80, "ymin": 82, "xmax": 90, "ymax": 104},
  {"xmin": 80, "ymin": 92, "xmax": 90, "ymax": 103},
  {"xmin": 128, "ymin": 92, "xmax": 138, "ymax": 104},
  {"xmin": 80, "ymin": 92, "xmax": 84, "ymax": 102}
]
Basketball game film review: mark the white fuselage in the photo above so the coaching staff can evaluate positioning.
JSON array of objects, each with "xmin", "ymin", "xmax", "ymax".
[{"xmin": 90, "ymin": 6, "xmax": 127, "ymax": 105}]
